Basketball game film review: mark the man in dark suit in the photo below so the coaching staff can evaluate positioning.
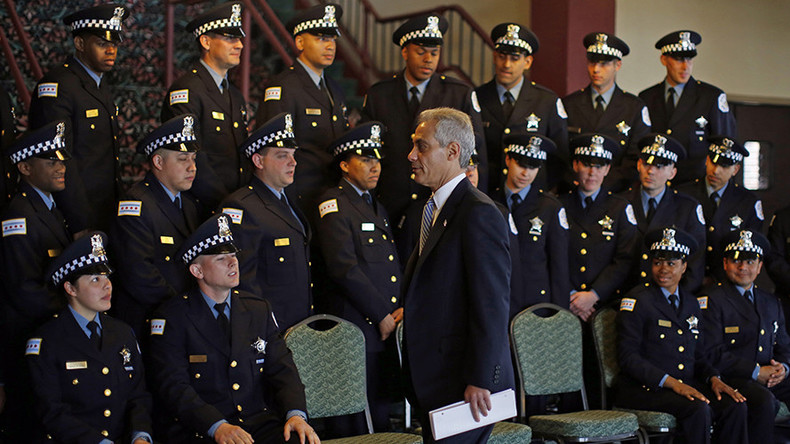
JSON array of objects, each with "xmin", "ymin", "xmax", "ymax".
[
  {"xmin": 475, "ymin": 23, "xmax": 568, "ymax": 193},
  {"xmin": 402, "ymin": 108, "xmax": 513, "ymax": 443},
  {"xmin": 701, "ymin": 229, "xmax": 790, "ymax": 444},
  {"xmin": 257, "ymin": 4, "xmax": 348, "ymax": 217},
  {"xmin": 563, "ymin": 32, "xmax": 651, "ymax": 193},
  {"xmin": 620, "ymin": 133, "xmax": 706, "ymax": 293},
  {"xmin": 679, "ymin": 136, "xmax": 763, "ymax": 284},
  {"xmin": 639, "ymin": 31, "xmax": 737, "ymax": 186},
  {"xmin": 615, "ymin": 227, "xmax": 747, "ymax": 444},
  {"xmin": 28, "ymin": 4, "xmax": 129, "ymax": 233},
  {"xmin": 362, "ymin": 14, "xmax": 487, "ymax": 260},
  {"xmin": 28, "ymin": 231, "xmax": 153, "ymax": 444},
  {"xmin": 148, "ymin": 214, "xmax": 319, "ymax": 444},
  {"xmin": 220, "ymin": 113, "xmax": 312, "ymax": 331},
  {"xmin": 110, "ymin": 115, "xmax": 201, "ymax": 338},
  {"xmin": 161, "ymin": 2, "xmax": 249, "ymax": 215}
]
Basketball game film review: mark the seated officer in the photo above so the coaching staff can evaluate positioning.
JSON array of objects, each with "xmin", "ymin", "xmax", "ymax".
[
  {"xmin": 679, "ymin": 136, "xmax": 763, "ymax": 285},
  {"xmin": 615, "ymin": 227, "xmax": 747, "ymax": 444},
  {"xmin": 220, "ymin": 113, "xmax": 312, "ymax": 331},
  {"xmin": 111, "ymin": 114, "xmax": 201, "ymax": 339},
  {"xmin": 491, "ymin": 133, "xmax": 570, "ymax": 315},
  {"xmin": 27, "ymin": 232, "xmax": 152, "ymax": 443},
  {"xmin": 148, "ymin": 214, "xmax": 318, "ymax": 444},
  {"xmin": 620, "ymin": 133, "xmax": 706, "ymax": 293},
  {"xmin": 701, "ymin": 229, "xmax": 790, "ymax": 444}
]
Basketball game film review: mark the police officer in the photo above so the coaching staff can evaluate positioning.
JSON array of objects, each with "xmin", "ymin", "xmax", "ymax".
[
  {"xmin": 563, "ymin": 32, "xmax": 651, "ymax": 193},
  {"xmin": 161, "ymin": 2, "xmax": 249, "ymax": 216},
  {"xmin": 639, "ymin": 31, "xmax": 737, "ymax": 186},
  {"xmin": 110, "ymin": 114, "xmax": 201, "ymax": 338},
  {"xmin": 491, "ymin": 133, "xmax": 570, "ymax": 314},
  {"xmin": 679, "ymin": 136, "xmax": 763, "ymax": 284},
  {"xmin": 148, "ymin": 214, "xmax": 319, "ymax": 444},
  {"xmin": 258, "ymin": 4, "xmax": 348, "ymax": 218},
  {"xmin": 27, "ymin": 232, "xmax": 153, "ymax": 444},
  {"xmin": 28, "ymin": 4, "xmax": 129, "ymax": 233},
  {"xmin": 220, "ymin": 113, "xmax": 312, "ymax": 331},
  {"xmin": 475, "ymin": 23, "xmax": 568, "ymax": 193},
  {"xmin": 315, "ymin": 122, "xmax": 401, "ymax": 432},
  {"xmin": 362, "ymin": 14, "xmax": 487, "ymax": 258},
  {"xmin": 620, "ymin": 133, "xmax": 706, "ymax": 293},
  {"xmin": 701, "ymin": 229, "xmax": 790, "ymax": 444},
  {"xmin": 615, "ymin": 227, "xmax": 748, "ymax": 444}
]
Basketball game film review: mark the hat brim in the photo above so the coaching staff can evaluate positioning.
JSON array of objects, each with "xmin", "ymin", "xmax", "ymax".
[
  {"xmin": 78, "ymin": 29, "xmax": 123, "ymax": 43},
  {"xmin": 212, "ymin": 27, "xmax": 246, "ymax": 38},
  {"xmin": 33, "ymin": 148, "xmax": 72, "ymax": 162},
  {"xmin": 66, "ymin": 263, "xmax": 114, "ymax": 282},
  {"xmin": 575, "ymin": 154, "xmax": 610, "ymax": 166},
  {"xmin": 154, "ymin": 141, "xmax": 201, "ymax": 156},
  {"xmin": 199, "ymin": 241, "xmax": 240, "ymax": 258},
  {"xmin": 405, "ymin": 37, "xmax": 443, "ymax": 48},
  {"xmin": 665, "ymin": 50, "xmax": 697, "ymax": 59},
  {"xmin": 651, "ymin": 249, "xmax": 687, "ymax": 261},
  {"xmin": 586, "ymin": 53, "xmax": 619, "ymax": 62},
  {"xmin": 726, "ymin": 250, "xmax": 762, "ymax": 261},
  {"xmin": 708, "ymin": 153, "xmax": 738, "ymax": 167},
  {"xmin": 495, "ymin": 44, "xmax": 529, "ymax": 56},
  {"xmin": 302, "ymin": 28, "xmax": 341, "ymax": 37},
  {"xmin": 640, "ymin": 154, "xmax": 674, "ymax": 166}
]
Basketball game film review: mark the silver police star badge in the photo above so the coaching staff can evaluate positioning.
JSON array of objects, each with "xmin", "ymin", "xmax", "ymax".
[
  {"xmin": 775, "ymin": 321, "xmax": 780, "ymax": 335},
  {"xmin": 120, "ymin": 346, "xmax": 131, "ymax": 365},
  {"xmin": 695, "ymin": 116, "xmax": 708, "ymax": 128},
  {"xmin": 526, "ymin": 114, "xmax": 541, "ymax": 131},
  {"xmin": 251, "ymin": 337, "xmax": 267, "ymax": 354},
  {"xmin": 598, "ymin": 215, "xmax": 614, "ymax": 231},
  {"xmin": 616, "ymin": 120, "xmax": 631, "ymax": 136},
  {"xmin": 730, "ymin": 214, "xmax": 743, "ymax": 229},
  {"xmin": 687, "ymin": 315, "xmax": 699, "ymax": 333},
  {"xmin": 528, "ymin": 217, "xmax": 544, "ymax": 235}
]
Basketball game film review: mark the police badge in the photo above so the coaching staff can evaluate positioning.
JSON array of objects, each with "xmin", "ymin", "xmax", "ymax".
[
  {"xmin": 90, "ymin": 234, "xmax": 106, "ymax": 258},
  {"xmin": 251, "ymin": 337, "xmax": 267, "ymax": 354},
  {"xmin": 687, "ymin": 315, "xmax": 699, "ymax": 334},
  {"xmin": 120, "ymin": 346, "xmax": 131, "ymax": 365},
  {"xmin": 528, "ymin": 217, "xmax": 544, "ymax": 235}
]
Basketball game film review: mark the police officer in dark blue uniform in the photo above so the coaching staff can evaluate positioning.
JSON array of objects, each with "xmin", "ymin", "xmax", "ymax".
[
  {"xmin": 701, "ymin": 229, "xmax": 790, "ymax": 444},
  {"xmin": 28, "ymin": 4, "xmax": 129, "ymax": 233},
  {"xmin": 475, "ymin": 23, "xmax": 568, "ymax": 193},
  {"xmin": 639, "ymin": 31, "xmax": 737, "ymax": 186},
  {"xmin": 615, "ymin": 227, "xmax": 748, "ymax": 444},
  {"xmin": 110, "ymin": 114, "xmax": 201, "ymax": 338},
  {"xmin": 161, "ymin": 2, "xmax": 250, "ymax": 216},
  {"xmin": 220, "ymin": 113, "xmax": 312, "ymax": 331},
  {"xmin": 563, "ymin": 32, "xmax": 651, "ymax": 193},
  {"xmin": 26, "ymin": 232, "xmax": 153, "ymax": 444},
  {"xmin": 620, "ymin": 133, "xmax": 706, "ymax": 293},
  {"xmin": 679, "ymin": 136, "xmax": 763, "ymax": 285},
  {"xmin": 148, "ymin": 214, "xmax": 318, "ymax": 444}
]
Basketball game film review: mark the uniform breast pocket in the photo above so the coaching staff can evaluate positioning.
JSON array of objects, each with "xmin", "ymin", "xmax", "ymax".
[
  {"xmin": 265, "ymin": 245, "xmax": 296, "ymax": 285},
  {"xmin": 78, "ymin": 108, "xmax": 103, "ymax": 133},
  {"xmin": 358, "ymin": 232, "xmax": 385, "ymax": 263},
  {"xmin": 724, "ymin": 326, "xmax": 740, "ymax": 345},
  {"xmin": 62, "ymin": 366, "xmax": 91, "ymax": 398}
]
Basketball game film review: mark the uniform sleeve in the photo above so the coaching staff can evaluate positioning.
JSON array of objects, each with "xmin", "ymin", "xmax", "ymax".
[
  {"xmin": 684, "ymin": 203, "xmax": 707, "ymax": 293},
  {"xmin": 548, "ymin": 206, "xmax": 571, "ymax": 308},
  {"xmin": 772, "ymin": 298, "xmax": 790, "ymax": 366},
  {"xmin": 464, "ymin": 90, "xmax": 489, "ymax": 193},
  {"xmin": 123, "ymin": 334, "xmax": 154, "ymax": 439},
  {"xmin": 709, "ymin": 91, "xmax": 737, "ymax": 140},
  {"xmin": 616, "ymin": 298, "xmax": 667, "ymax": 387},
  {"xmin": 700, "ymin": 295, "xmax": 755, "ymax": 378},
  {"xmin": 590, "ymin": 203, "xmax": 638, "ymax": 302}
]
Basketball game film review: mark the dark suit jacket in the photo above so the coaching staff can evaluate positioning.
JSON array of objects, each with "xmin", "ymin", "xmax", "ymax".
[
  {"xmin": 161, "ymin": 63, "xmax": 250, "ymax": 214},
  {"xmin": 220, "ymin": 177, "xmax": 312, "ymax": 331},
  {"xmin": 27, "ymin": 310, "xmax": 152, "ymax": 444},
  {"xmin": 402, "ymin": 178, "xmax": 514, "ymax": 411},
  {"xmin": 29, "ymin": 56, "xmax": 121, "ymax": 232},
  {"xmin": 149, "ymin": 289, "xmax": 306, "ymax": 442},
  {"xmin": 639, "ymin": 78, "xmax": 737, "ymax": 185}
]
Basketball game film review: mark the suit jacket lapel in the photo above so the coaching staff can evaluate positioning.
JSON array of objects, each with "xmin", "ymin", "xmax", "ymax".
[
  {"xmin": 294, "ymin": 63, "xmax": 332, "ymax": 111},
  {"xmin": 671, "ymin": 77, "xmax": 697, "ymax": 127},
  {"xmin": 195, "ymin": 64, "xmax": 231, "ymax": 115},
  {"xmin": 22, "ymin": 182, "xmax": 71, "ymax": 246},
  {"xmin": 67, "ymin": 57, "xmax": 115, "ymax": 117},
  {"xmin": 252, "ymin": 178, "xmax": 306, "ymax": 235},
  {"xmin": 414, "ymin": 179, "xmax": 468, "ymax": 270},
  {"xmin": 146, "ymin": 173, "xmax": 190, "ymax": 237},
  {"xmin": 186, "ymin": 290, "xmax": 230, "ymax": 357},
  {"xmin": 230, "ymin": 294, "xmax": 253, "ymax": 357}
]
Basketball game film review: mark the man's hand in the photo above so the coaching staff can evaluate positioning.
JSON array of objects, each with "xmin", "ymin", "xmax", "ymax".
[
  {"xmin": 284, "ymin": 416, "xmax": 320, "ymax": 444},
  {"xmin": 569, "ymin": 291, "xmax": 599, "ymax": 322},
  {"xmin": 710, "ymin": 376, "xmax": 746, "ymax": 402},
  {"xmin": 214, "ymin": 422, "xmax": 254, "ymax": 444},
  {"xmin": 758, "ymin": 360, "xmax": 787, "ymax": 388},
  {"xmin": 664, "ymin": 377, "xmax": 709, "ymax": 403},
  {"xmin": 379, "ymin": 314, "xmax": 396, "ymax": 341},
  {"xmin": 391, "ymin": 307, "xmax": 404, "ymax": 323},
  {"xmin": 464, "ymin": 385, "xmax": 492, "ymax": 422}
]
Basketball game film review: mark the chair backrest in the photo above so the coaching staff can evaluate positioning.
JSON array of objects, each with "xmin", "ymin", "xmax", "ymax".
[
  {"xmin": 510, "ymin": 303, "xmax": 584, "ymax": 396},
  {"xmin": 284, "ymin": 314, "xmax": 368, "ymax": 420},
  {"xmin": 590, "ymin": 306, "xmax": 620, "ymax": 391}
]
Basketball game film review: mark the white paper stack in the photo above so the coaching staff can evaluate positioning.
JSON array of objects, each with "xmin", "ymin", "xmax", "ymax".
[{"xmin": 428, "ymin": 388, "xmax": 517, "ymax": 440}]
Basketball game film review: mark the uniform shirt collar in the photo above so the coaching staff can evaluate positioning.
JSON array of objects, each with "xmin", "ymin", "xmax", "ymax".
[
  {"xmin": 430, "ymin": 173, "xmax": 466, "ymax": 222},
  {"xmin": 664, "ymin": 79, "xmax": 687, "ymax": 100},
  {"xmin": 659, "ymin": 285, "xmax": 680, "ymax": 301},
  {"xmin": 405, "ymin": 74, "xmax": 430, "ymax": 100},
  {"xmin": 74, "ymin": 56, "xmax": 103, "ymax": 88},
  {"xmin": 578, "ymin": 187, "xmax": 602, "ymax": 207},
  {"xmin": 591, "ymin": 84, "xmax": 616, "ymax": 109},
  {"xmin": 296, "ymin": 58, "xmax": 324, "ymax": 89},
  {"xmin": 30, "ymin": 183, "xmax": 56, "ymax": 210},
  {"xmin": 200, "ymin": 290, "xmax": 232, "ymax": 319},
  {"xmin": 158, "ymin": 180, "xmax": 181, "ymax": 205},
  {"xmin": 343, "ymin": 178, "xmax": 366, "ymax": 197},
  {"xmin": 706, "ymin": 179, "xmax": 728, "ymax": 198},
  {"xmin": 734, "ymin": 283, "xmax": 755, "ymax": 296},
  {"xmin": 68, "ymin": 305, "xmax": 102, "ymax": 338},
  {"xmin": 200, "ymin": 59, "xmax": 228, "ymax": 92},
  {"xmin": 640, "ymin": 186, "xmax": 667, "ymax": 214},
  {"xmin": 504, "ymin": 184, "xmax": 531, "ymax": 211},
  {"xmin": 496, "ymin": 76, "xmax": 524, "ymax": 103}
]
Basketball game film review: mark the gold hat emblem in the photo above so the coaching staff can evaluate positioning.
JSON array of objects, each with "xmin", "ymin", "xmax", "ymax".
[
  {"xmin": 54, "ymin": 122, "xmax": 65, "ymax": 145},
  {"xmin": 285, "ymin": 114, "xmax": 293, "ymax": 133},
  {"xmin": 735, "ymin": 230, "xmax": 754, "ymax": 249},
  {"xmin": 90, "ymin": 234, "xmax": 106, "ymax": 258},
  {"xmin": 590, "ymin": 134, "xmax": 605, "ymax": 154},
  {"xmin": 679, "ymin": 31, "xmax": 692, "ymax": 48},
  {"xmin": 426, "ymin": 16, "xmax": 440, "ymax": 34},
  {"xmin": 182, "ymin": 116, "xmax": 195, "ymax": 138},
  {"xmin": 218, "ymin": 215, "xmax": 231, "ymax": 237},
  {"xmin": 527, "ymin": 136, "xmax": 543, "ymax": 156},
  {"xmin": 594, "ymin": 33, "xmax": 610, "ymax": 52},
  {"xmin": 110, "ymin": 7, "xmax": 124, "ymax": 27},
  {"xmin": 324, "ymin": 5, "xmax": 336, "ymax": 23},
  {"xmin": 659, "ymin": 227, "xmax": 677, "ymax": 248},
  {"xmin": 231, "ymin": 4, "xmax": 242, "ymax": 22},
  {"xmin": 505, "ymin": 24, "xmax": 520, "ymax": 41},
  {"xmin": 371, "ymin": 124, "xmax": 381, "ymax": 143}
]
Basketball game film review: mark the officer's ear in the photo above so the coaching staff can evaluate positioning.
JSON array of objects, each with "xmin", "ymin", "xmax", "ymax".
[
  {"xmin": 16, "ymin": 160, "xmax": 32, "ymax": 177},
  {"xmin": 445, "ymin": 141, "xmax": 460, "ymax": 162},
  {"xmin": 74, "ymin": 35, "xmax": 85, "ymax": 53},
  {"xmin": 188, "ymin": 262, "xmax": 203, "ymax": 280},
  {"xmin": 294, "ymin": 34, "xmax": 305, "ymax": 53},
  {"xmin": 251, "ymin": 151, "xmax": 266, "ymax": 169},
  {"xmin": 63, "ymin": 280, "xmax": 78, "ymax": 299},
  {"xmin": 523, "ymin": 55, "xmax": 534, "ymax": 71},
  {"xmin": 151, "ymin": 152, "xmax": 166, "ymax": 171},
  {"xmin": 198, "ymin": 34, "xmax": 212, "ymax": 52}
]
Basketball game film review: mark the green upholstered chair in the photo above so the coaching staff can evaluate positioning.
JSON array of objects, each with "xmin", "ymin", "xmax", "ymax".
[
  {"xmin": 510, "ymin": 303, "xmax": 642, "ymax": 443},
  {"xmin": 284, "ymin": 314, "xmax": 423, "ymax": 444}
]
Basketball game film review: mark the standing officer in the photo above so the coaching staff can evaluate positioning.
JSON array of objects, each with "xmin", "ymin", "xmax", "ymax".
[
  {"xmin": 27, "ymin": 232, "xmax": 153, "ymax": 444},
  {"xmin": 701, "ymin": 229, "xmax": 790, "ymax": 444},
  {"xmin": 220, "ymin": 113, "xmax": 312, "ymax": 331},
  {"xmin": 639, "ymin": 31, "xmax": 737, "ymax": 186},
  {"xmin": 679, "ymin": 136, "xmax": 763, "ymax": 284},
  {"xmin": 258, "ymin": 4, "xmax": 348, "ymax": 217},
  {"xmin": 316, "ymin": 122, "xmax": 402, "ymax": 432},
  {"xmin": 148, "ymin": 214, "xmax": 319, "ymax": 444},
  {"xmin": 491, "ymin": 133, "xmax": 570, "ymax": 314},
  {"xmin": 620, "ymin": 133, "xmax": 706, "ymax": 293},
  {"xmin": 161, "ymin": 2, "xmax": 249, "ymax": 215},
  {"xmin": 475, "ymin": 23, "xmax": 568, "ymax": 193},
  {"xmin": 28, "ymin": 4, "xmax": 129, "ymax": 233},
  {"xmin": 563, "ymin": 32, "xmax": 651, "ymax": 193},
  {"xmin": 110, "ymin": 115, "xmax": 201, "ymax": 338},
  {"xmin": 615, "ymin": 227, "xmax": 748, "ymax": 444}
]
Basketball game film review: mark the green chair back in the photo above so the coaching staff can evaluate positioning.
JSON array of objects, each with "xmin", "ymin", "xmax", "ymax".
[{"xmin": 590, "ymin": 307, "xmax": 620, "ymax": 390}]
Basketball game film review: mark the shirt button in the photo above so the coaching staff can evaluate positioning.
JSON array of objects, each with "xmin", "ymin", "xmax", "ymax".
[
  {"xmin": 233, "ymin": 383, "xmax": 240, "ymax": 390},
  {"xmin": 104, "ymin": 389, "xmax": 111, "ymax": 396},
  {"xmin": 333, "ymin": 115, "xmax": 338, "ymax": 122},
  {"xmin": 391, "ymin": 276, "xmax": 397, "ymax": 282},
  {"xmin": 104, "ymin": 409, "xmax": 111, "ymax": 417},
  {"xmin": 642, "ymin": 254, "xmax": 648, "ymax": 260},
  {"xmin": 640, "ymin": 271, "xmax": 647, "ymax": 277},
  {"xmin": 382, "ymin": 234, "xmax": 387, "ymax": 240},
  {"xmin": 504, "ymin": 128, "xmax": 511, "ymax": 134},
  {"xmin": 540, "ymin": 289, "xmax": 546, "ymax": 294},
  {"xmin": 216, "ymin": 126, "xmax": 221, "ymax": 132},
  {"xmin": 667, "ymin": 129, "xmax": 673, "ymax": 135},
  {"xmin": 411, "ymin": 194, "xmax": 417, "ymax": 200},
  {"xmin": 759, "ymin": 346, "xmax": 764, "ymax": 352},
  {"xmin": 234, "ymin": 122, "xmax": 239, "ymax": 128},
  {"xmin": 761, "ymin": 329, "xmax": 765, "ymax": 335},
  {"xmin": 72, "ymin": 379, "xmax": 79, "ymax": 385},
  {"xmin": 678, "ymin": 346, "xmax": 684, "ymax": 352},
  {"xmin": 709, "ymin": 226, "xmax": 715, "ymax": 232},
  {"xmin": 677, "ymin": 364, "xmax": 684, "ymax": 370},
  {"xmin": 279, "ymin": 257, "xmax": 285, "ymax": 262},
  {"xmin": 165, "ymin": 256, "xmax": 170, "ymax": 261},
  {"xmin": 731, "ymin": 339, "xmax": 736, "ymax": 344},
  {"xmin": 391, "ymin": 296, "xmax": 397, "ymax": 303},
  {"xmin": 90, "ymin": 124, "xmax": 95, "ymax": 129},
  {"xmin": 580, "ymin": 284, "xmax": 587, "ymax": 290},
  {"xmin": 677, "ymin": 329, "xmax": 683, "ymax": 335},
  {"xmin": 581, "ymin": 232, "xmax": 587, "ymax": 239},
  {"xmin": 368, "ymin": 238, "xmax": 374, "ymax": 243},
  {"xmin": 659, "ymin": 334, "xmax": 665, "ymax": 339},
  {"xmin": 580, "ymin": 249, "xmax": 587, "ymax": 255},
  {"xmin": 707, "ymin": 246, "xmax": 713, "ymax": 252},
  {"xmin": 580, "ymin": 266, "xmax": 586, "ymax": 272},
  {"xmin": 620, "ymin": 140, "xmax": 626, "ymax": 145},
  {"xmin": 388, "ymin": 255, "xmax": 394, "ymax": 261},
  {"xmin": 195, "ymin": 373, "xmax": 201, "ymax": 379},
  {"xmin": 102, "ymin": 430, "xmax": 109, "ymax": 437},
  {"xmin": 102, "ymin": 367, "xmax": 109, "ymax": 375},
  {"xmin": 230, "ymin": 360, "xmax": 237, "ymax": 368}
]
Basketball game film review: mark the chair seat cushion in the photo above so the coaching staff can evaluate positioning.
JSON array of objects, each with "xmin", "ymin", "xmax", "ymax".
[
  {"xmin": 487, "ymin": 421, "xmax": 532, "ymax": 443},
  {"xmin": 615, "ymin": 407, "xmax": 676, "ymax": 429},
  {"xmin": 529, "ymin": 410, "xmax": 638, "ymax": 438},
  {"xmin": 324, "ymin": 432, "xmax": 424, "ymax": 443}
]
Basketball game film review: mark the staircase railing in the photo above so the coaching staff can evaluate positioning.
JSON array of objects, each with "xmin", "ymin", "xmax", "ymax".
[{"xmin": 2, "ymin": 0, "xmax": 44, "ymax": 109}]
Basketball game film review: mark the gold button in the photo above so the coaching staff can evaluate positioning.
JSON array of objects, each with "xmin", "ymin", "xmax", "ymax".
[
  {"xmin": 759, "ymin": 346, "xmax": 763, "ymax": 352},
  {"xmin": 368, "ymin": 238, "xmax": 373, "ymax": 243},
  {"xmin": 620, "ymin": 140, "xmax": 626, "ymax": 145},
  {"xmin": 580, "ymin": 284, "xmax": 587, "ymax": 290},
  {"xmin": 165, "ymin": 256, "xmax": 170, "ymax": 261},
  {"xmin": 237, "ymin": 405, "xmax": 243, "ymax": 411},
  {"xmin": 309, "ymin": 261, "xmax": 312, "ymax": 266},
  {"xmin": 731, "ymin": 339, "xmax": 736, "ymax": 344},
  {"xmin": 667, "ymin": 129, "xmax": 673, "ymax": 134},
  {"xmin": 104, "ymin": 389, "xmax": 111, "ymax": 396},
  {"xmin": 580, "ymin": 266, "xmax": 586, "ymax": 272},
  {"xmin": 581, "ymin": 232, "xmax": 587, "ymax": 239},
  {"xmin": 642, "ymin": 254, "xmax": 648, "ymax": 260},
  {"xmin": 104, "ymin": 409, "xmax": 111, "ymax": 417},
  {"xmin": 259, "ymin": 368, "xmax": 264, "ymax": 373},
  {"xmin": 311, "ymin": 122, "xmax": 317, "ymax": 127},
  {"xmin": 540, "ymin": 289, "xmax": 546, "ymax": 294},
  {"xmin": 391, "ymin": 297, "xmax": 397, "ymax": 303},
  {"xmin": 234, "ymin": 122, "xmax": 239, "ymax": 128},
  {"xmin": 279, "ymin": 257, "xmax": 284, "ymax": 262},
  {"xmin": 708, "ymin": 226, "xmax": 715, "ymax": 232},
  {"xmin": 699, "ymin": 136, "xmax": 704, "ymax": 141},
  {"xmin": 504, "ymin": 128, "xmax": 511, "ymax": 134},
  {"xmin": 391, "ymin": 276, "xmax": 397, "ymax": 282},
  {"xmin": 382, "ymin": 234, "xmax": 387, "ymax": 240},
  {"xmin": 72, "ymin": 379, "xmax": 79, "ymax": 385},
  {"xmin": 580, "ymin": 249, "xmax": 587, "ymax": 255},
  {"xmin": 660, "ymin": 334, "xmax": 665, "ymax": 339},
  {"xmin": 388, "ymin": 255, "xmax": 394, "ymax": 261},
  {"xmin": 195, "ymin": 373, "xmax": 201, "ymax": 379},
  {"xmin": 533, "ymin": 236, "xmax": 538, "ymax": 241},
  {"xmin": 216, "ymin": 126, "xmax": 221, "ymax": 132},
  {"xmin": 606, "ymin": 236, "xmax": 611, "ymax": 241},
  {"xmin": 678, "ymin": 346, "xmax": 684, "ymax": 352},
  {"xmin": 102, "ymin": 367, "xmax": 109, "ymax": 375},
  {"xmin": 311, "ymin": 283, "xmax": 314, "ymax": 288},
  {"xmin": 677, "ymin": 329, "xmax": 683, "ymax": 335},
  {"xmin": 707, "ymin": 246, "xmax": 713, "ymax": 252},
  {"xmin": 230, "ymin": 360, "xmax": 237, "ymax": 368},
  {"xmin": 678, "ymin": 364, "xmax": 684, "ymax": 370},
  {"xmin": 411, "ymin": 193, "xmax": 417, "ymax": 200},
  {"xmin": 90, "ymin": 124, "xmax": 95, "ymax": 129},
  {"xmin": 761, "ymin": 329, "xmax": 765, "ymax": 335},
  {"xmin": 233, "ymin": 383, "xmax": 240, "ymax": 390},
  {"xmin": 333, "ymin": 115, "xmax": 338, "ymax": 121},
  {"xmin": 640, "ymin": 271, "xmax": 647, "ymax": 277},
  {"xmin": 410, "ymin": 173, "xmax": 415, "ymax": 180},
  {"xmin": 102, "ymin": 430, "xmax": 109, "ymax": 437}
]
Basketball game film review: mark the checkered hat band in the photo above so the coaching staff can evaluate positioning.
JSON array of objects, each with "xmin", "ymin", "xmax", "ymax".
[
  {"xmin": 587, "ymin": 45, "xmax": 622, "ymax": 59},
  {"xmin": 399, "ymin": 29, "xmax": 443, "ymax": 47},
  {"xmin": 725, "ymin": 243, "xmax": 763, "ymax": 256},
  {"xmin": 496, "ymin": 37, "xmax": 532, "ymax": 53},
  {"xmin": 333, "ymin": 139, "xmax": 381, "ymax": 156},
  {"xmin": 574, "ymin": 147, "xmax": 612, "ymax": 159},
  {"xmin": 182, "ymin": 234, "xmax": 234, "ymax": 263},
  {"xmin": 145, "ymin": 132, "xmax": 197, "ymax": 157},
  {"xmin": 641, "ymin": 147, "xmax": 678, "ymax": 163},
  {"xmin": 51, "ymin": 254, "xmax": 106, "ymax": 286},
  {"xmin": 193, "ymin": 18, "xmax": 243, "ymax": 38},
  {"xmin": 70, "ymin": 19, "xmax": 122, "ymax": 33},
  {"xmin": 11, "ymin": 137, "xmax": 66, "ymax": 164},
  {"xmin": 293, "ymin": 19, "xmax": 338, "ymax": 35},
  {"xmin": 650, "ymin": 243, "xmax": 690, "ymax": 256},
  {"xmin": 661, "ymin": 42, "xmax": 696, "ymax": 54},
  {"xmin": 709, "ymin": 146, "xmax": 743, "ymax": 163},
  {"xmin": 244, "ymin": 129, "xmax": 295, "ymax": 157},
  {"xmin": 506, "ymin": 144, "xmax": 546, "ymax": 160}
]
